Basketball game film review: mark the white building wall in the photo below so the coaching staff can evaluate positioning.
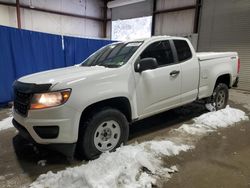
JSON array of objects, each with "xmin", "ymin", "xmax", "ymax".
[
  {"xmin": 0, "ymin": 0, "xmax": 104, "ymax": 38},
  {"xmin": 0, "ymin": 4, "xmax": 17, "ymax": 27}
]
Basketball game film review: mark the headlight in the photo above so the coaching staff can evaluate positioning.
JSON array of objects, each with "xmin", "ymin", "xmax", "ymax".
[{"xmin": 30, "ymin": 89, "xmax": 71, "ymax": 110}]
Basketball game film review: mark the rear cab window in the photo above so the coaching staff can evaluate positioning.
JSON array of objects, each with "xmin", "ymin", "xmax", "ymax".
[{"xmin": 173, "ymin": 40, "xmax": 192, "ymax": 62}]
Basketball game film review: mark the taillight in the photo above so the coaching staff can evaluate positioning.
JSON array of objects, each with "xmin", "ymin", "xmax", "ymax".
[{"xmin": 237, "ymin": 58, "xmax": 240, "ymax": 74}]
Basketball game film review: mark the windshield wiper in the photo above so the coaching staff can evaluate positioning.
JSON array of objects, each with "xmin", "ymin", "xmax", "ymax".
[{"xmin": 101, "ymin": 64, "xmax": 120, "ymax": 68}]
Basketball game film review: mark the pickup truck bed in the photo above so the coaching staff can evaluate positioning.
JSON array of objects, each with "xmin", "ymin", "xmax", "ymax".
[
  {"xmin": 197, "ymin": 52, "xmax": 238, "ymax": 61},
  {"xmin": 197, "ymin": 51, "xmax": 239, "ymax": 100}
]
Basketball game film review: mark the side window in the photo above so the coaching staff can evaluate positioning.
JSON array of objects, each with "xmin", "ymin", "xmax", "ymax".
[
  {"xmin": 140, "ymin": 40, "xmax": 174, "ymax": 66},
  {"xmin": 173, "ymin": 40, "xmax": 192, "ymax": 62}
]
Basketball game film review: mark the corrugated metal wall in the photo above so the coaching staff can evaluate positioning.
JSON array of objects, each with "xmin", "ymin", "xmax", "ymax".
[
  {"xmin": 198, "ymin": 0, "xmax": 250, "ymax": 91},
  {"xmin": 155, "ymin": 9, "xmax": 195, "ymax": 36},
  {"xmin": 154, "ymin": 0, "xmax": 196, "ymax": 36}
]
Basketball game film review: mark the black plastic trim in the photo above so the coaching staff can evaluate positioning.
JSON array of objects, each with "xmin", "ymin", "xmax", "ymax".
[
  {"xmin": 48, "ymin": 143, "xmax": 76, "ymax": 158},
  {"xmin": 13, "ymin": 80, "xmax": 52, "ymax": 94},
  {"xmin": 13, "ymin": 81, "xmax": 52, "ymax": 116},
  {"xmin": 232, "ymin": 76, "xmax": 239, "ymax": 87},
  {"xmin": 12, "ymin": 118, "xmax": 35, "ymax": 142},
  {"xmin": 33, "ymin": 126, "xmax": 59, "ymax": 139}
]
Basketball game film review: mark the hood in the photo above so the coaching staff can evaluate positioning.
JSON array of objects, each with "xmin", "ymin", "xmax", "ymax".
[{"xmin": 18, "ymin": 65, "xmax": 112, "ymax": 86}]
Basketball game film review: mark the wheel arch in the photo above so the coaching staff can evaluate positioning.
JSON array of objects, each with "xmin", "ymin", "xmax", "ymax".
[
  {"xmin": 214, "ymin": 73, "xmax": 231, "ymax": 90},
  {"xmin": 79, "ymin": 96, "xmax": 132, "ymax": 125}
]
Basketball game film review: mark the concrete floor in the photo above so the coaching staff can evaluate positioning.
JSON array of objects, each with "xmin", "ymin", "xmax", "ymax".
[
  {"xmin": 163, "ymin": 89, "xmax": 250, "ymax": 188},
  {"xmin": 0, "ymin": 89, "xmax": 249, "ymax": 188}
]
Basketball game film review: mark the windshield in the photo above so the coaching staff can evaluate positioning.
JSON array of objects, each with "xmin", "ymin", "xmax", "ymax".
[{"xmin": 81, "ymin": 41, "xmax": 142, "ymax": 68}]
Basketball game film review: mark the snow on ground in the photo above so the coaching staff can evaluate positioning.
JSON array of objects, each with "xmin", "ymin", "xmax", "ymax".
[
  {"xmin": 177, "ymin": 106, "xmax": 248, "ymax": 135},
  {"xmin": 31, "ymin": 141, "xmax": 190, "ymax": 188},
  {"xmin": 0, "ymin": 116, "xmax": 13, "ymax": 131},
  {"xmin": 30, "ymin": 106, "xmax": 248, "ymax": 188}
]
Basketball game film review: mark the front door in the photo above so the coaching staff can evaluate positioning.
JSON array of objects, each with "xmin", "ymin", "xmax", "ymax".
[{"xmin": 134, "ymin": 40, "xmax": 182, "ymax": 117}]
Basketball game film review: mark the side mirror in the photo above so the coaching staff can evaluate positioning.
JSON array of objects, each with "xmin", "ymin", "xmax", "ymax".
[{"xmin": 134, "ymin": 58, "xmax": 158, "ymax": 73}]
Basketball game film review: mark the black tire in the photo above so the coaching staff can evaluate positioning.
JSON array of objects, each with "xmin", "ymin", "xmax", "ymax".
[
  {"xmin": 212, "ymin": 83, "xmax": 229, "ymax": 110},
  {"xmin": 77, "ymin": 108, "xmax": 129, "ymax": 160}
]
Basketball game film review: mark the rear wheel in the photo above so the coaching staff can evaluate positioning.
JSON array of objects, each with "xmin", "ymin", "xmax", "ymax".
[
  {"xmin": 212, "ymin": 83, "xmax": 229, "ymax": 110},
  {"xmin": 77, "ymin": 108, "xmax": 129, "ymax": 160}
]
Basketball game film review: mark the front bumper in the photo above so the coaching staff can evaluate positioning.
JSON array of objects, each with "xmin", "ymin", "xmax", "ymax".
[
  {"xmin": 13, "ymin": 118, "xmax": 76, "ymax": 157},
  {"xmin": 12, "ymin": 104, "xmax": 81, "ymax": 144},
  {"xmin": 12, "ymin": 104, "xmax": 81, "ymax": 157}
]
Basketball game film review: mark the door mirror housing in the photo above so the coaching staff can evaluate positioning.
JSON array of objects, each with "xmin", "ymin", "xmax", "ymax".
[{"xmin": 135, "ymin": 58, "xmax": 158, "ymax": 73}]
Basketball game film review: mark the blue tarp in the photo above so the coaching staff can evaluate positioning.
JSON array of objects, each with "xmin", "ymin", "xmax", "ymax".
[
  {"xmin": 0, "ymin": 25, "xmax": 113, "ymax": 105},
  {"xmin": 64, "ymin": 36, "xmax": 112, "ymax": 66}
]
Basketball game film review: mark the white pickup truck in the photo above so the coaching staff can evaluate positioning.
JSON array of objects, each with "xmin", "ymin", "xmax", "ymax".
[{"xmin": 12, "ymin": 36, "xmax": 239, "ymax": 159}]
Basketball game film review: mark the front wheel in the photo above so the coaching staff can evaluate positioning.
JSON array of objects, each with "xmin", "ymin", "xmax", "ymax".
[
  {"xmin": 212, "ymin": 83, "xmax": 229, "ymax": 110},
  {"xmin": 77, "ymin": 108, "xmax": 129, "ymax": 160}
]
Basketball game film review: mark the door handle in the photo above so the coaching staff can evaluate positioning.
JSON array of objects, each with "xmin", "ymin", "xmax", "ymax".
[{"xmin": 170, "ymin": 70, "xmax": 180, "ymax": 76}]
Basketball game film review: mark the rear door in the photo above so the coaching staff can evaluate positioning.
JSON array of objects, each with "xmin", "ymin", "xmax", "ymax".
[
  {"xmin": 134, "ymin": 40, "xmax": 182, "ymax": 117},
  {"xmin": 173, "ymin": 39, "xmax": 199, "ymax": 104}
]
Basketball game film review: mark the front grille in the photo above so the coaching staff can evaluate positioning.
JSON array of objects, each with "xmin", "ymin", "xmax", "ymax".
[
  {"xmin": 14, "ymin": 90, "xmax": 32, "ymax": 117},
  {"xmin": 13, "ymin": 81, "xmax": 52, "ymax": 117}
]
